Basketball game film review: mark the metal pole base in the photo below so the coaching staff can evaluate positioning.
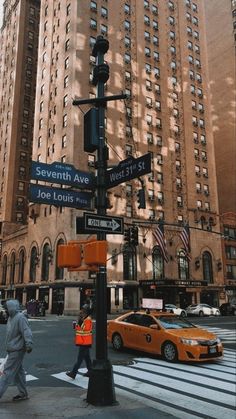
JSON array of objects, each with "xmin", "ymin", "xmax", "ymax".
[{"xmin": 87, "ymin": 359, "xmax": 117, "ymax": 406}]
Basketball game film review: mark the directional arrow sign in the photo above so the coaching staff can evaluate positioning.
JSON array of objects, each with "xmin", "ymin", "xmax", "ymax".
[
  {"xmin": 84, "ymin": 213, "xmax": 124, "ymax": 234},
  {"xmin": 29, "ymin": 184, "xmax": 93, "ymax": 210},
  {"xmin": 31, "ymin": 161, "xmax": 95, "ymax": 190},
  {"xmin": 106, "ymin": 153, "xmax": 152, "ymax": 189}
]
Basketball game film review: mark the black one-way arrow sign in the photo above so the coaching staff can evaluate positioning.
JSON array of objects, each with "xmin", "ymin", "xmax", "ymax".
[{"xmin": 84, "ymin": 213, "xmax": 124, "ymax": 234}]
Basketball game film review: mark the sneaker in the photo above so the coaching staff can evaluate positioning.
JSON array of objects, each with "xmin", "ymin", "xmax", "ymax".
[
  {"xmin": 83, "ymin": 372, "xmax": 90, "ymax": 377},
  {"xmin": 66, "ymin": 371, "xmax": 76, "ymax": 379},
  {"xmin": 12, "ymin": 394, "xmax": 29, "ymax": 401}
]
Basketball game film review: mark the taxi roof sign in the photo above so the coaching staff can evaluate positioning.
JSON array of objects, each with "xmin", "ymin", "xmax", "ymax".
[{"xmin": 142, "ymin": 298, "xmax": 163, "ymax": 310}]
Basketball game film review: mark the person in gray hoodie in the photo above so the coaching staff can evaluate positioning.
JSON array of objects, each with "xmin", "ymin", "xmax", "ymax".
[{"xmin": 0, "ymin": 299, "xmax": 33, "ymax": 401}]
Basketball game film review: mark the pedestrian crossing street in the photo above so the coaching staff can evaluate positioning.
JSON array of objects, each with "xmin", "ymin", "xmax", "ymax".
[{"xmin": 0, "ymin": 349, "xmax": 235, "ymax": 418}]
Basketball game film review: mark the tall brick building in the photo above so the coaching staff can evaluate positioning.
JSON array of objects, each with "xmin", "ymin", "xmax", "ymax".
[
  {"xmin": 204, "ymin": 0, "xmax": 236, "ymax": 303},
  {"xmin": 0, "ymin": 0, "xmax": 225, "ymax": 314}
]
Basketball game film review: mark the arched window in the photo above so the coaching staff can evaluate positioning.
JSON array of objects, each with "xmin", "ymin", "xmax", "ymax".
[
  {"xmin": 18, "ymin": 249, "xmax": 25, "ymax": 284},
  {"xmin": 202, "ymin": 251, "xmax": 213, "ymax": 283},
  {"xmin": 123, "ymin": 244, "xmax": 137, "ymax": 281},
  {"xmin": 55, "ymin": 239, "xmax": 64, "ymax": 280},
  {"xmin": 29, "ymin": 246, "xmax": 38, "ymax": 283},
  {"xmin": 177, "ymin": 250, "xmax": 189, "ymax": 280},
  {"xmin": 152, "ymin": 246, "xmax": 164, "ymax": 280},
  {"xmin": 1, "ymin": 255, "xmax": 7, "ymax": 285},
  {"xmin": 41, "ymin": 243, "xmax": 50, "ymax": 281},
  {"xmin": 10, "ymin": 252, "xmax": 16, "ymax": 284}
]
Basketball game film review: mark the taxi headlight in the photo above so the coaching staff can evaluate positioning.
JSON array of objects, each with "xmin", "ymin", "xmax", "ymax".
[{"xmin": 181, "ymin": 338, "xmax": 199, "ymax": 346}]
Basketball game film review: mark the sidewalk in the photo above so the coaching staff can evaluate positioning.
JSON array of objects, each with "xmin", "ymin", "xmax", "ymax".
[{"xmin": 0, "ymin": 386, "xmax": 176, "ymax": 419}]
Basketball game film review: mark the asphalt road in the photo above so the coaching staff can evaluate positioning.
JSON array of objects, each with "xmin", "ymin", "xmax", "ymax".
[{"xmin": 0, "ymin": 314, "xmax": 235, "ymax": 382}]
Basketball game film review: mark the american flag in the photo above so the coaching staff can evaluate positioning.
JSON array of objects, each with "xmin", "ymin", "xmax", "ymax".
[
  {"xmin": 180, "ymin": 225, "xmax": 191, "ymax": 260},
  {"xmin": 152, "ymin": 224, "xmax": 169, "ymax": 263}
]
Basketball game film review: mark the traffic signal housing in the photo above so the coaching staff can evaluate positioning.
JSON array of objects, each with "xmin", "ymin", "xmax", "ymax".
[
  {"xmin": 137, "ymin": 188, "xmax": 146, "ymax": 209},
  {"xmin": 130, "ymin": 226, "xmax": 139, "ymax": 246},
  {"xmin": 124, "ymin": 227, "xmax": 131, "ymax": 243}
]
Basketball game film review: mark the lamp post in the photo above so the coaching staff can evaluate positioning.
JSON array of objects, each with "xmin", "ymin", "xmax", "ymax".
[{"xmin": 86, "ymin": 36, "xmax": 116, "ymax": 406}]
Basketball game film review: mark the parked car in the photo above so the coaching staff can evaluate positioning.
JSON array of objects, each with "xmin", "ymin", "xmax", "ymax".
[
  {"xmin": 219, "ymin": 303, "xmax": 236, "ymax": 316},
  {"xmin": 107, "ymin": 310, "xmax": 223, "ymax": 362},
  {"xmin": 186, "ymin": 304, "xmax": 220, "ymax": 317},
  {"xmin": 165, "ymin": 304, "xmax": 187, "ymax": 317},
  {"xmin": 0, "ymin": 304, "xmax": 8, "ymax": 324}
]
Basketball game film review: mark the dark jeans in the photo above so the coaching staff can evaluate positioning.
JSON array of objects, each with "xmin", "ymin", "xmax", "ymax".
[{"xmin": 71, "ymin": 346, "xmax": 92, "ymax": 376}]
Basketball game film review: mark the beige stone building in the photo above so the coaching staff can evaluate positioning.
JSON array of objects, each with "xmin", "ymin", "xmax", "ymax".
[
  {"xmin": 0, "ymin": 0, "xmax": 225, "ymax": 314},
  {"xmin": 204, "ymin": 0, "xmax": 236, "ymax": 303}
]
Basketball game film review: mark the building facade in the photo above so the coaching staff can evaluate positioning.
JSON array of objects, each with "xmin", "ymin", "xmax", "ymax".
[
  {"xmin": 0, "ymin": 0, "xmax": 225, "ymax": 314},
  {"xmin": 204, "ymin": 0, "xmax": 236, "ymax": 303}
]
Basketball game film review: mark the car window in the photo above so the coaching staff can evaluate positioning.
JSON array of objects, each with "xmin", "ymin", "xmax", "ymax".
[
  {"xmin": 139, "ymin": 315, "xmax": 157, "ymax": 327},
  {"xmin": 123, "ymin": 314, "xmax": 143, "ymax": 325},
  {"xmin": 156, "ymin": 316, "xmax": 195, "ymax": 329}
]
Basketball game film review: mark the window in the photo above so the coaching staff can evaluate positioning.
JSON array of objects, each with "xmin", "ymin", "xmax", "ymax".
[
  {"xmin": 18, "ymin": 249, "xmax": 25, "ymax": 284},
  {"xmin": 145, "ymin": 63, "xmax": 151, "ymax": 74},
  {"xmin": 177, "ymin": 195, "xmax": 183, "ymax": 207},
  {"xmin": 90, "ymin": 1, "xmax": 97, "ymax": 11},
  {"xmin": 124, "ymin": 36, "xmax": 131, "ymax": 47},
  {"xmin": 67, "ymin": 3, "xmax": 71, "ymax": 15},
  {"xmin": 202, "ymin": 251, "xmax": 213, "ymax": 283},
  {"xmin": 125, "ymin": 144, "xmax": 132, "ymax": 156},
  {"xmin": 153, "ymin": 247, "xmax": 164, "ymax": 280},
  {"xmin": 90, "ymin": 18, "xmax": 97, "ymax": 29},
  {"xmin": 126, "ymin": 205, "xmax": 132, "ymax": 218},
  {"xmin": 197, "ymin": 199, "xmax": 202, "ymax": 209},
  {"xmin": 154, "ymin": 67, "xmax": 160, "ymax": 78},
  {"xmin": 10, "ymin": 252, "xmax": 16, "ymax": 284},
  {"xmin": 153, "ymin": 35, "xmax": 159, "ymax": 45},
  {"xmin": 192, "ymin": 16, "xmax": 198, "ymax": 25},
  {"xmin": 65, "ymin": 57, "xmax": 69, "ymax": 69},
  {"xmin": 63, "ymin": 114, "xmax": 67, "ymax": 127},
  {"xmin": 144, "ymin": 15, "xmax": 150, "ymax": 26},
  {"xmin": 146, "ymin": 114, "xmax": 152, "ymax": 126},
  {"xmin": 124, "ymin": 3, "xmax": 130, "ymax": 14},
  {"xmin": 226, "ymin": 246, "xmax": 236, "ymax": 259},
  {"xmin": 153, "ymin": 20, "xmax": 158, "ymax": 31},
  {"xmin": 144, "ymin": 31, "xmax": 151, "ymax": 41},
  {"xmin": 124, "ymin": 20, "xmax": 131, "ymax": 30},
  {"xmin": 101, "ymin": 24, "xmax": 107, "ymax": 35},
  {"xmin": 66, "ymin": 21, "xmax": 70, "ymax": 33},
  {"xmin": 65, "ymin": 39, "xmax": 70, "ymax": 51},
  {"xmin": 178, "ymin": 250, "xmax": 189, "ymax": 280},
  {"xmin": 64, "ymin": 75, "xmax": 69, "ymax": 88},
  {"xmin": 124, "ymin": 53, "xmax": 131, "ymax": 63},
  {"xmin": 41, "ymin": 243, "xmax": 51, "ymax": 281},
  {"xmin": 154, "ymin": 51, "xmax": 159, "ymax": 61},
  {"xmin": 155, "ymin": 83, "xmax": 161, "ymax": 94},
  {"xmin": 101, "ymin": 7, "xmax": 108, "ymax": 18},
  {"xmin": 146, "ymin": 79, "xmax": 152, "ymax": 91},
  {"xmin": 63, "ymin": 95, "xmax": 68, "ymax": 107},
  {"xmin": 169, "ymin": 16, "xmax": 175, "ymax": 25}
]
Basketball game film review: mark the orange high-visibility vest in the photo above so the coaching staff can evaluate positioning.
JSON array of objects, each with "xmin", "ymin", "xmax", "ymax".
[{"xmin": 75, "ymin": 316, "xmax": 93, "ymax": 346}]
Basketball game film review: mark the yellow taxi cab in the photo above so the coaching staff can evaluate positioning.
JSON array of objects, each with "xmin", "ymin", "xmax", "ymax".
[{"xmin": 107, "ymin": 310, "xmax": 223, "ymax": 362}]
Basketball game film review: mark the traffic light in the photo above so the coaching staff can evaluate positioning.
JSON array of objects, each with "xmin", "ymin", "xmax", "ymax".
[
  {"xmin": 84, "ymin": 108, "xmax": 99, "ymax": 152},
  {"xmin": 130, "ymin": 226, "xmax": 139, "ymax": 246},
  {"xmin": 137, "ymin": 188, "xmax": 146, "ymax": 209},
  {"xmin": 124, "ymin": 228, "xmax": 131, "ymax": 242}
]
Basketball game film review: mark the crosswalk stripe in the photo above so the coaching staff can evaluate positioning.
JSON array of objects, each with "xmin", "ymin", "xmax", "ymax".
[
  {"xmin": 50, "ymin": 350, "xmax": 236, "ymax": 419},
  {"xmin": 26, "ymin": 374, "xmax": 38, "ymax": 382}
]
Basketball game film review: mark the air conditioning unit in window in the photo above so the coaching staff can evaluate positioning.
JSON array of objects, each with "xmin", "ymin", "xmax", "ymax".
[
  {"xmin": 148, "ymin": 175, "xmax": 154, "ymax": 181},
  {"xmin": 192, "ymin": 120, "xmax": 198, "ymax": 126},
  {"xmin": 203, "ymin": 173, "xmax": 208, "ymax": 178},
  {"xmin": 149, "ymin": 215, "xmax": 155, "ymax": 220},
  {"xmin": 88, "ymin": 160, "xmax": 95, "ymax": 167},
  {"xmin": 158, "ymin": 198, "xmax": 164, "ymax": 204},
  {"xmin": 146, "ymin": 68, "xmax": 151, "ymax": 74},
  {"xmin": 147, "ymin": 137, "xmax": 153, "ymax": 144},
  {"xmin": 147, "ymin": 102, "xmax": 152, "ymax": 108},
  {"xmin": 196, "ymin": 172, "xmax": 201, "ymax": 177},
  {"xmin": 149, "ymin": 196, "xmax": 155, "ymax": 201},
  {"xmin": 201, "ymin": 139, "xmax": 206, "ymax": 145},
  {"xmin": 146, "ymin": 86, "xmax": 152, "ymax": 91}
]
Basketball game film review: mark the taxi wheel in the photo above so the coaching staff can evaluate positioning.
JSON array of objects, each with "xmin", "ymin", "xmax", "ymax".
[
  {"xmin": 112, "ymin": 333, "xmax": 123, "ymax": 351},
  {"xmin": 180, "ymin": 311, "xmax": 186, "ymax": 317},
  {"xmin": 162, "ymin": 341, "xmax": 178, "ymax": 362},
  {"xmin": 199, "ymin": 311, "xmax": 204, "ymax": 317}
]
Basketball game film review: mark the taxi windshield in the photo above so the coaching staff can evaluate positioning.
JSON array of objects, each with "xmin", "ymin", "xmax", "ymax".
[{"xmin": 156, "ymin": 316, "xmax": 196, "ymax": 329}]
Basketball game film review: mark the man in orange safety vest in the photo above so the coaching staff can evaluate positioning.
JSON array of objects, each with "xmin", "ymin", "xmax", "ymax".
[{"xmin": 66, "ymin": 307, "xmax": 93, "ymax": 379}]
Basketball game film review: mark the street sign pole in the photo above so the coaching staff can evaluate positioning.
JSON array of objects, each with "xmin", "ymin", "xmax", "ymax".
[{"xmin": 86, "ymin": 36, "xmax": 116, "ymax": 406}]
